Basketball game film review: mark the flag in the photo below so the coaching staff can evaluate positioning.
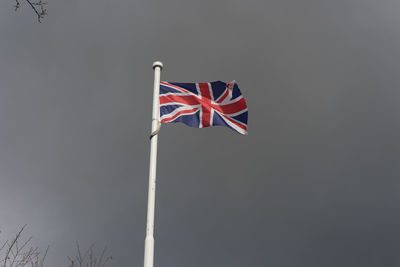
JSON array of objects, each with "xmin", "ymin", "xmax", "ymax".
[{"xmin": 159, "ymin": 81, "xmax": 248, "ymax": 135}]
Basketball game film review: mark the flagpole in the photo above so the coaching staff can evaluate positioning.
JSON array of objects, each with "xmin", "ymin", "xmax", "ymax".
[{"xmin": 144, "ymin": 61, "xmax": 163, "ymax": 267}]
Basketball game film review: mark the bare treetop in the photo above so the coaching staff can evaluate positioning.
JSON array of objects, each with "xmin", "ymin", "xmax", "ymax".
[{"xmin": 0, "ymin": 225, "xmax": 48, "ymax": 267}]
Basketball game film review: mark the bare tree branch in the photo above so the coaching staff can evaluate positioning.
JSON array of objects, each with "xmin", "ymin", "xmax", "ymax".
[
  {"xmin": 68, "ymin": 243, "xmax": 112, "ymax": 267},
  {"xmin": 0, "ymin": 226, "xmax": 47, "ymax": 267},
  {"xmin": 14, "ymin": 0, "xmax": 48, "ymax": 22},
  {"xmin": 1, "ymin": 227, "xmax": 111, "ymax": 266},
  {"xmin": 2, "ymin": 225, "xmax": 26, "ymax": 267}
]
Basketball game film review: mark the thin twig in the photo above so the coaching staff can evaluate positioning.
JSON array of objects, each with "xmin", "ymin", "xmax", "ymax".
[
  {"xmin": 3, "ymin": 225, "xmax": 26, "ymax": 267},
  {"xmin": 14, "ymin": 0, "xmax": 48, "ymax": 22}
]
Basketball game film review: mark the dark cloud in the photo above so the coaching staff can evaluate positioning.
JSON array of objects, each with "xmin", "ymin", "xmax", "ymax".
[{"xmin": 1, "ymin": 0, "xmax": 400, "ymax": 266}]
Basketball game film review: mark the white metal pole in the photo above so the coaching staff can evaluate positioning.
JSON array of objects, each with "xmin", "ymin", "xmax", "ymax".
[{"xmin": 144, "ymin": 61, "xmax": 163, "ymax": 267}]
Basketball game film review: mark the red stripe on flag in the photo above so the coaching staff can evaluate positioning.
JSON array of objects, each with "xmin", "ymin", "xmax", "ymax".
[
  {"xmin": 216, "ymin": 88, "xmax": 230, "ymax": 103},
  {"xmin": 161, "ymin": 107, "xmax": 199, "ymax": 123},
  {"xmin": 212, "ymin": 97, "xmax": 247, "ymax": 115},
  {"xmin": 160, "ymin": 95, "xmax": 200, "ymax": 106},
  {"xmin": 198, "ymin": 83, "xmax": 212, "ymax": 127}
]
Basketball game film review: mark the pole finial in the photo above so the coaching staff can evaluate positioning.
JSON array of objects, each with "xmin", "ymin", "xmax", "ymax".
[{"xmin": 153, "ymin": 61, "xmax": 163, "ymax": 70}]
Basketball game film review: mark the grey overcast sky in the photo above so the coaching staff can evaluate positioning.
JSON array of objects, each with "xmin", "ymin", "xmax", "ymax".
[{"xmin": 1, "ymin": 0, "xmax": 400, "ymax": 266}]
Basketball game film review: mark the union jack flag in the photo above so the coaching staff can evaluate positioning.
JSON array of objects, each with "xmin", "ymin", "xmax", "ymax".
[{"xmin": 159, "ymin": 81, "xmax": 248, "ymax": 135}]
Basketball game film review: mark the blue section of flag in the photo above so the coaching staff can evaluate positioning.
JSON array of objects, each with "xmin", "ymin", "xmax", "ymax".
[
  {"xmin": 209, "ymin": 81, "xmax": 226, "ymax": 100},
  {"xmin": 212, "ymin": 111, "xmax": 230, "ymax": 128},
  {"xmin": 160, "ymin": 104, "xmax": 183, "ymax": 115},
  {"xmin": 232, "ymin": 111, "xmax": 248, "ymax": 125},
  {"xmin": 172, "ymin": 110, "xmax": 201, "ymax": 128},
  {"xmin": 159, "ymin": 86, "xmax": 181, "ymax": 95},
  {"xmin": 168, "ymin": 82, "xmax": 198, "ymax": 95}
]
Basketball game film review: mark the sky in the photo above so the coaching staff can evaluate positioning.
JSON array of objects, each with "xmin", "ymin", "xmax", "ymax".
[{"xmin": 1, "ymin": 0, "xmax": 400, "ymax": 266}]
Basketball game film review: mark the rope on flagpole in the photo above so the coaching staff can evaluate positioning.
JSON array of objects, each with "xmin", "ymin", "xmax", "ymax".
[{"xmin": 149, "ymin": 120, "xmax": 161, "ymax": 139}]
